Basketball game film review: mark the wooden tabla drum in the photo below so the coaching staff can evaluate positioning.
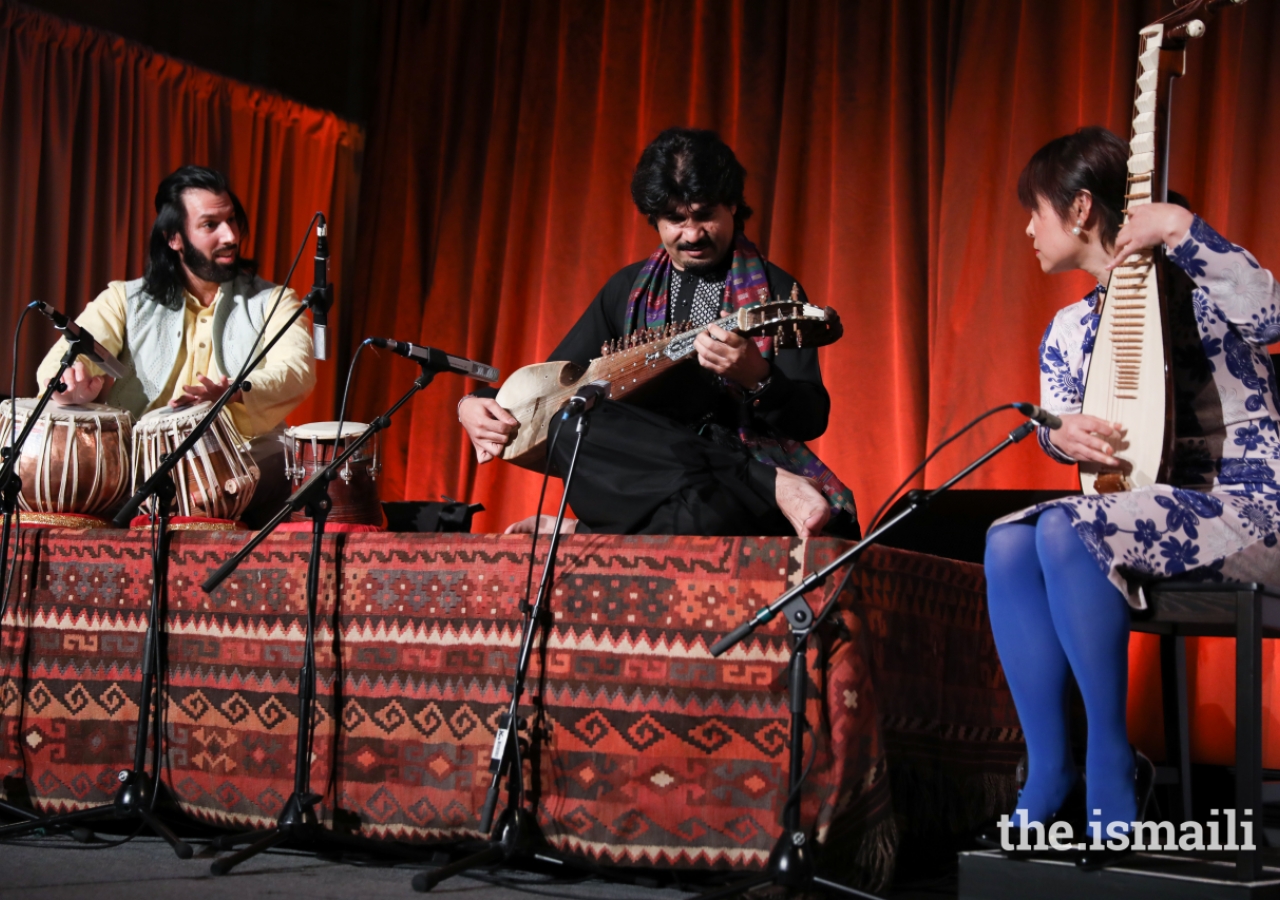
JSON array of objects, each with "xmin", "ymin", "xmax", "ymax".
[
  {"xmin": 282, "ymin": 421, "xmax": 382, "ymax": 525},
  {"xmin": 132, "ymin": 403, "xmax": 259, "ymax": 521},
  {"xmin": 0, "ymin": 399, "xmax": 133, "ymax": 522}
]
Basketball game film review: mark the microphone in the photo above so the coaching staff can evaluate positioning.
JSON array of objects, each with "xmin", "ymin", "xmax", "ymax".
[
  {"xmin": 564, "ymin": 382, "xmax": 609, "ymax": 416},
  {"xmin": 1013, "ymin": 402, "xmax": 1063, "ymax": 430},
  {"xmin": 367, "ymin": 337, "xmax": 499, "ymax": 382},
  {"xmin": 311, "ymin": 215, "xmax": 331, "ymax": 361},
  {"xmin": 31, "ymin": 301, "xmax": 129, "ymax": 380}
]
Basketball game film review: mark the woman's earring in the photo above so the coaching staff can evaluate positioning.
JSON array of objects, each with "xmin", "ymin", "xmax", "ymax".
[{"xmin": 1071, "ymin": 219, "xmax": 1083, "ymax": 236}]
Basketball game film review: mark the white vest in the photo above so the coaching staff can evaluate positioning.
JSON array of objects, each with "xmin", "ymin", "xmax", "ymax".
[{"xmin": 106, "ymin": 274, "xmax": 283, "ymax": 416}]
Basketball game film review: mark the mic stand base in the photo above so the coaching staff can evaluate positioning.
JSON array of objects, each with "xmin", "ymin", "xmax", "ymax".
[
  {"xmin": 209, "ymin": 790, "xmax": 355, "ymax": 875},
  {"xmin": 0, "ymin": 475, "xmax": 193, "ymax": 858},
  {"xmin": 411, "ymin": 806, "xmax": 543, "ymax": 892},
  {"xmin": 0, "ymin": 771, "xmax": 192, "ymax": 854}
]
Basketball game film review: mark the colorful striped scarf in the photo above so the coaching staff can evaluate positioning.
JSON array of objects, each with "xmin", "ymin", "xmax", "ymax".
[{"xmin": 625, "ymin": 235, "xmax": 858, "ymax": 521}]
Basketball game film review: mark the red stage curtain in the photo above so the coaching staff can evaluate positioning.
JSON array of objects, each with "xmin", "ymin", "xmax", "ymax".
[
  {"xmin": 352, "ymin": 0, "xmax": 1280, "ymax": 536},
  {"xmin": 0, "ymin": 0, "xmax": 363, "ymax": 425}
]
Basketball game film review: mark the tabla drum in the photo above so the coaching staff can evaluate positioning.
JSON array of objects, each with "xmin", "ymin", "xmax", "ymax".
[
  {"xmin": 132, "ymin": 403, "xmax": 259, "ymax": 521},
  {"xmin": 0, "ymin": 399, "xmax": 133, "ymax": 522},
  {"xmin": 282, "ymin": 421, "xmax": 382, "ymax": 525}
]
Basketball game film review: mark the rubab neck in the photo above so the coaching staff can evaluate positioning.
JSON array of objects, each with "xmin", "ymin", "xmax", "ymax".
[{"xmin": 600, "ymin": 313, "xmax": 741, "ymax": 365}]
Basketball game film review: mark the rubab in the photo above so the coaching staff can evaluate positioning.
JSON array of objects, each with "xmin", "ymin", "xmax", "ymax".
[
  {"xmin": 1081, "ymin": 0, "xmax": 1245, "ymax": 494},
  {"xmin": 493, "ymin": 286, "xmax": 842, "ymax": 470}
]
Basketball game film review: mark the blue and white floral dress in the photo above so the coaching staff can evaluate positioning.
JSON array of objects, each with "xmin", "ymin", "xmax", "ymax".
[{"xmin": 996, "ymin": 217, "xmax": 1280, "ymax": 608}]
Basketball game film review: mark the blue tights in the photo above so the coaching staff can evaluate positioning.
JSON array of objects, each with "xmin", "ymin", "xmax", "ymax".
[{"xmin": 985, "ymin": 508, "xmax": 1136, "ymax": 829}]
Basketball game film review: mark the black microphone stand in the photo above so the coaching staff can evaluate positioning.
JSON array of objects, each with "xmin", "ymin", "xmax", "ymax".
[
  {"xmin": 692, "ymin": 418, "xmax": 1040, "ymax": 900},
  {"xmin": 412, "ymin": 405, "xmax": 594, "ymax": 892},
  {"xmin": 0, "ymin": 327, "xmax": 104, "ymax": 825},
  {"xmin": 206, "ymin": 361, "xmax": 437, "ymax": 875}
]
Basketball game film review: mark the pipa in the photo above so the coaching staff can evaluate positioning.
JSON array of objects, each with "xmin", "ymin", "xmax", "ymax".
[{"xmin": 1081, "ymin": 0, "xmax": 1245, "ymax": 494}]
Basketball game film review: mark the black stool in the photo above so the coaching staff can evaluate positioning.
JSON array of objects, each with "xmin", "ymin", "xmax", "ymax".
[{"xmin": 1131, "ymin": 580, "xmax": 1280, "ymax": 881}]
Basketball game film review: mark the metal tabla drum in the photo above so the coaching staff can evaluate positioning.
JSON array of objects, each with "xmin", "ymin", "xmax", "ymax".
[
  {"xmin": 132, "ymin": 403, "xmax": 259, "ymax": 521},
  {"xmin": 282, "ymin": 421, "xmax": 382, "ymax": 525},
  {"xmin": 0, "ymin": 399, "xmax": 133, "ymax": 521}
]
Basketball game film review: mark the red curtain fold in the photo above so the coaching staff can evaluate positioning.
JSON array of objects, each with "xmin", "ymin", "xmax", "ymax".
[
  {"xmin": 353, "ymin": 0, "xmax": 1280, "ymax": 535},
  {"xmin": 0, "ymin": 0, "xmax": 363, "ymax": 425}
]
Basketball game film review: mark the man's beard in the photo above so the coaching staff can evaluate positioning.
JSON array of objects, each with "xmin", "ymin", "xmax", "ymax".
[{"xmin": 180, "ymin": 237, "xmax": 240, "ymax": 283}]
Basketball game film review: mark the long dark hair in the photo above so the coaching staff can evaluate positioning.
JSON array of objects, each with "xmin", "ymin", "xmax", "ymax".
[
  {"xmin": 1017, "ymin": 126, "xmax": 1128, "ymax": 248},
  {"xmin": 142, "ymin": 166, "xmax": 254, "ymax": 310},
  {"xmin": 630, "ymin": 127, "xmax": 753, "ymax": 231}
]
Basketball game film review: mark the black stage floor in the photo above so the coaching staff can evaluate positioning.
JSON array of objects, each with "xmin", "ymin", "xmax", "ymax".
[{"xmin": 0, "ymin": 831, "xmax": 958, "ymax": 900}]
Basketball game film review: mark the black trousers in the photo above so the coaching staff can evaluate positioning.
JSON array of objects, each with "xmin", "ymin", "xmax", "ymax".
[{"xmin": 547, "ymin": 401, "xmax": 793, "ymax": 536}]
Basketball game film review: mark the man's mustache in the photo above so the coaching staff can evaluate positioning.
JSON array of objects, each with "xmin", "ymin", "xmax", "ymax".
[{"xmin": 677, "ymin": 240, "xmax": 712, "ymax": 252}]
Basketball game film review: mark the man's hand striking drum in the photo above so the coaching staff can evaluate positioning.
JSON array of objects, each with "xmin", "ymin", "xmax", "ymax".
[
  {"xmin": 459, "ymin": 396, "xmax": 519, "ymax": 463},
  {"xmin": 50, "ymin": 360, "xmax": 111, "ymax": 406},
  {"xmin": 170, "ymin": 374, "xmax": 243, "ymax": 409}
]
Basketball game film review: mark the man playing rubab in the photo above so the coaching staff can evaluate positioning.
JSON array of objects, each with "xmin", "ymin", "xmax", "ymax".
[{"xmin": 459, "ymin": 127, "xmax": 856, "ymax": 538}]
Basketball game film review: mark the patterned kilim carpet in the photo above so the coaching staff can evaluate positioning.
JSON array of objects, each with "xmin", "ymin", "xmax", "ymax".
[{"xmin": 0, "ymin": 529, "xmax": 1015, "ymax": 891}]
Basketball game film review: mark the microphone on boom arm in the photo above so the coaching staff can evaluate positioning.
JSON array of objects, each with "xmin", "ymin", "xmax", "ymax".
[
  {"xmin": 31, "ymin": 301, "xmax": 129, "ymax": 380},
  {"xmin": 564, "ymin": 382, "xmax": 609, "ymax": 416},
  {"xmin": 367, "ymin": 337, "xmax": 499, "ymax": 382},
  {"xmin": 1013, "ymin": 402, "xmax": 1062, "ymax": 430}
]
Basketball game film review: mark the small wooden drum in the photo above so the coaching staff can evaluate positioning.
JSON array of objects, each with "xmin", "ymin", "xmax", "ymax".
[
  {"xmin": 0, "ymin": 399, "xmax": 133, "ymax": 520},
  {"xmin": 282, "ymin": 421, "xmax": 382, "ymax": 525},
  {"xmin": 132, "ymin": 403, "xmax": 259, "ymax": 521}
]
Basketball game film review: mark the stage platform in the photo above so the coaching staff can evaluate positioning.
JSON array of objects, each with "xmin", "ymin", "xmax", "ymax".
[{"xmin": 0, "ymin": 529, "xmax": 1017, "ymax": 888}]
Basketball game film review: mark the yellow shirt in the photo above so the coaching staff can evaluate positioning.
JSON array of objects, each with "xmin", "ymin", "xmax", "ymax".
[{"xmin": 36, "ymin": 280, "xmax": 316, "ymax": 438}]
